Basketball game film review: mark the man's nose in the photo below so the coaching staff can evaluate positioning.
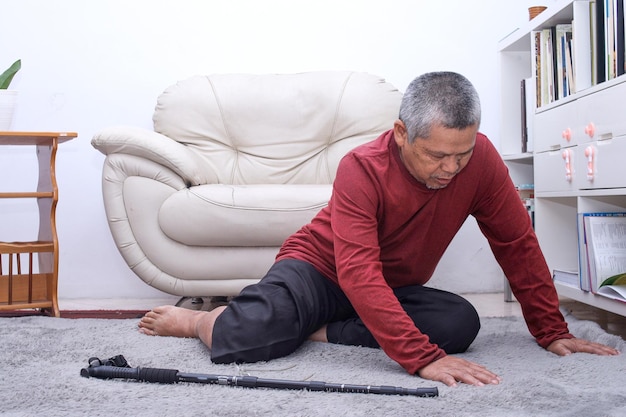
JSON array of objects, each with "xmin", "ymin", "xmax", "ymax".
[{"xmin": 440, "ymin": 156, "xmax": 460, "ymax": 174}]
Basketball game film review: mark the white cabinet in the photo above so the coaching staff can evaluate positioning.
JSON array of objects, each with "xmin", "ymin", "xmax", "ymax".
[
  {"xmin": 499, "ymin": 0, "xmax": 626, "ymax": 316},
  {"xmin": 576, "ymin": 82, "xmax": 626, "ymax": 142},
  {"xmin": 576, "ymin": 136, "xmax": 626, "ymax": 190},
  {"xmin": 533, "ymin": 101, "xmax": 578, "ymax": 152},
  {"xmin": 534, "ymin": 149, "xmax": 576, "ymax": 193}
]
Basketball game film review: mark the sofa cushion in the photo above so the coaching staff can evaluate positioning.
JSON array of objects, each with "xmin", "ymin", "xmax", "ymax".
[
  {"xmin": 153, "ymin": 71, "xmax": 401, "ymax": 185},
  {"xmin": 159, "ymin": 184, "xmax": 331, "ymax": 246}
]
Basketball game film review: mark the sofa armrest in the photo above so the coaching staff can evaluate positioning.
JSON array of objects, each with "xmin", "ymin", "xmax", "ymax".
[{"xmin": 91, "ymin": 126, "xmax": 217, "ymax": 186}]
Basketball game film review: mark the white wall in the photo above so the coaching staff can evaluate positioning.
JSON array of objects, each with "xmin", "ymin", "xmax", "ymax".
[{"xmin": 0, "ymin": 0, "xmax": 551, "ymax": 300}]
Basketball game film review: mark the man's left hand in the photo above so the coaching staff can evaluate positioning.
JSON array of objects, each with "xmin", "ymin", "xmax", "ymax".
[{"xmin": 547, "ymin": 338, "xmax": 620, "ymax": 356}]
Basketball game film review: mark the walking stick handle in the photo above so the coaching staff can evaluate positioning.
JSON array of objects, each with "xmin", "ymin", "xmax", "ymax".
[{"xmin": 81, "ymin": 365, "xmax": 180, "ymax": 384}]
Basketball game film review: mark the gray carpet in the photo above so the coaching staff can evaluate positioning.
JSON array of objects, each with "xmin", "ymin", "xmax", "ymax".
[{"xmin": 1, "ymin": 312, "xmax": 625, "ymax": 417}]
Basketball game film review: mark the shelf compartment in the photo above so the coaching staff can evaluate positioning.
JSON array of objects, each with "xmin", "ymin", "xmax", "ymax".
[
  {"xmin": 0, "ymin": 248, "xmax": 55, "ymax": 311},
  {"xmin": 0, "ymin": 273, "xmax": 54, "ymax": 306},
  {"xmin": 535, "ymin": 196, "xmax": 579, "ymax": 273}
]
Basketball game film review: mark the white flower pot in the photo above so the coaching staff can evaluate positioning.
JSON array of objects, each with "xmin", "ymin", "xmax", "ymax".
[{"xmin": 0, "ymin": 90, "xmax": 18, "ymax": 130}]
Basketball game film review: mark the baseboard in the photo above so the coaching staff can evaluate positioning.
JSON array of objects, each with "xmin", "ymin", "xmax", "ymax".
[
  {"xmin": 61, "ymin": 310, "xmax": 149, "ymax": 319},
  {"xmin": 0, "ymin": 310, "xmax": 149, "ymax": 319}
]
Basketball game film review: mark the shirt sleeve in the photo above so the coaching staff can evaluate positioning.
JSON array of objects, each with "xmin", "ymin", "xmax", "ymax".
[
  {"xmin": 329, "ymin": 153, "xmax": 447, "ymax": 374},
  {"xmin": 471, "ymin": 142, "xmax": 573, "ymax": 348}
]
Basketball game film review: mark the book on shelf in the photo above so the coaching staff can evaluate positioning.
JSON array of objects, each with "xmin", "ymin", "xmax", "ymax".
[
  {"xmin": 590, "ymin": 0, "xmax": 599, "ymax": 84},
  {"xmin": 520, "ymin": 79, "xmax": 527, "ymax": 153},
  {"xmin": 541, "ymin": 27, "xmax": 557, "ymax": 105},
  {"xmin": 614, "ymin": 0, "xmax": 626, "ymax": 76},
  {"xmin": 596, "ymin": 0, "xmax": 607, "ymax": 83},
  {"xmin": 597, "ymin": 272, "xmax": 626, "ymax": 302},
  {"xmin": 519, "ymin": 78, "xmax": 535, "ymax": 153},
  {"xmin": 573, "ymin": 0, "xmax": 593, "ymax": 90},
  {"xmin": 533, "ymin": 29, "xmax": 550, "ymax": 107},
  {"xmin": 606, "ymin": 0, "xmax": 616, "ymax": 80},
  {"xmin": 579, "ymin": 212, "xmax": 626, "ymax": 294},
  {"xmin": 553, "ymin": 269, "xmax": 580, "ymax": 289},
  {"xmin": 555, "ymin": 23, "xmax": 573, "ymax": 99},
  {"xmin": 516, "ymin": 75, "xmax": 532, "ymax": 155},
  {"xmin": 534, "ymin": 31, "xmax": 542, "ymax": 107},
  {"xmin": 578, "ymin": 212, "xmax": 593, "ymax": 291},
  {"xmin": 565, "ymin": 31, "xmax": 576, "ymax": 93}
]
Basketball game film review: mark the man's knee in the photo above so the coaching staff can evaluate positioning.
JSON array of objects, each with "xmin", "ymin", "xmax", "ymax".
[
  {"xmin": 400, "ymin": 288, "xmax": 480, "ymax": 354},
  {"xmin": 210, "ymin": 318, "xmax": 303, "ymax": 364},
  {"xmin": 437, "ymin": 296, "xmax": 480, "ymax": 354}
]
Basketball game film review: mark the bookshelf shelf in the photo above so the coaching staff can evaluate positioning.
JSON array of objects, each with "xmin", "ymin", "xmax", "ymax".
[
  {"xmin": 501, "ymin": 153, "xmax": 533, "ymax": 162},
  {"xmin": 499, "ymin": 0, "xmax": 626, "ymax": 316},
  {"xmin": 555, "ymin": 282, "xmax": 626, "ymax": 316}
]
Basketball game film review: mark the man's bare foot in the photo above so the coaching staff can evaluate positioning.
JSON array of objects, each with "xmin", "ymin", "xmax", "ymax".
[
  {"xmin": 138, "ymin": 305, "xmax": 206, "ymax": 338},
  {"xmin": 138, "ymin": 305, "xmax": 227, "ymax": 348}
]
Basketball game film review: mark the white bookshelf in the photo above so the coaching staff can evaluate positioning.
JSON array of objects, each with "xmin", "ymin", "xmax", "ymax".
[{"xmin": 499, "ymin": 0, "xmax": 626, "ymax": 315}]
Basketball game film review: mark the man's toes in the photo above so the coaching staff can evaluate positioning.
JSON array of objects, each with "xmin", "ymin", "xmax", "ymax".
[
  {"xmin": 138, "ymin": 314, "xmax": 158, "ymax": 333},
  {"xmin": 143, "ymin": 309, "xmax": 162, "ymax": 320},
  {"xmin": 138, "ymin": 316, "xmax": 152, "ymax": 328},
  {"xmin": 138, "ymin": 327, "xmax": 158, "ymax": 336}
]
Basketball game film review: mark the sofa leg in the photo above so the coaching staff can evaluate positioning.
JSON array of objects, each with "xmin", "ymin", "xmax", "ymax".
[
  {"xmin": 175, "ymin": 296, "xmax": 232, "ymax": 311},
  {"xmin": 175, "ymin": 297, "xmax": 204, "ymax": 309}
]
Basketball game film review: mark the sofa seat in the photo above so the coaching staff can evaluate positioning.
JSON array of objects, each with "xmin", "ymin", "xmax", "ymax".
[{"xmin": 160, "ymin": 184, "xmax": 331, "ymax": 247}]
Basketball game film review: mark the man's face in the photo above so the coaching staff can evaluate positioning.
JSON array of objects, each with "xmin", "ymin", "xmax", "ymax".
[{"xmin": 394, "ymin": 120, "xmax": 477, "ymax": 190}]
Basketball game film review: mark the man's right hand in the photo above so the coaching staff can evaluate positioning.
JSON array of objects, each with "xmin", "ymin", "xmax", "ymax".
[{"xmin": 417, "ymin": 355, "xmax": 502, "ymax": 387}]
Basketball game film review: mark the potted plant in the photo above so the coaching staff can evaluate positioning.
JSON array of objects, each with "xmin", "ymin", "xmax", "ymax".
[
  {"xmin": 0, "ymin": 59, "xmax": 21, "ymax": 130},
  {"xmin": 0, "ymin": 59, "xmax": 20, "ymax": 89}
]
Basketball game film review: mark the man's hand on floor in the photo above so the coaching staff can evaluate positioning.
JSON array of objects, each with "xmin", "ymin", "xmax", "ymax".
[
  {"xmin": 547, "ymin": 337, "xmax": 620, "ymax": 356},
  {"xmin": 418, "ymin": 356, "xmax": 502, "ymax": 387}
]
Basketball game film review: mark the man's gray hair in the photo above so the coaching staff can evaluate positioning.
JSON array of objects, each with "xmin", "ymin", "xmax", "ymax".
[{"xmin": 399, "ymin": 72, "xmax": 481, "ymax": 143}]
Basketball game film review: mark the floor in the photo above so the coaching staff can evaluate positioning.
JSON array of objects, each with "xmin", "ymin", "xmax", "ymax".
[
  {"xmin": 58, "ymin": 292, "xmax": 626, "ymax": 339},
  {"xmin": 558, "ymin": 297, "xmax": 626, "ymax": 339},
  {"xmin": 467, "ymin": 293, "xmax": 626, "ymax": 340}
]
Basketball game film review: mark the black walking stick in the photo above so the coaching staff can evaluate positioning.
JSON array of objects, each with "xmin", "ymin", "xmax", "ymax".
[{"xmin": 80, "ymin": 355, "xmax": 438, "ymax": 397}]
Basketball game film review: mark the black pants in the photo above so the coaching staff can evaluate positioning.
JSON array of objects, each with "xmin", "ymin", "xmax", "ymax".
[{"xmin": 211, "ymin": 259, "xmax": 480, "ymax": 367}]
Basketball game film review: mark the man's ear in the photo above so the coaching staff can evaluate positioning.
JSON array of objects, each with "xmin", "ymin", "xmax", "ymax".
[{"xmin": 393, "ymin": 120, "xmax": 408, "ymax": 147}]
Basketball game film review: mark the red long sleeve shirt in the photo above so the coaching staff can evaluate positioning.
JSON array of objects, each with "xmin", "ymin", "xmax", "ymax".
[{"xmin": 277, "ymin": 129, "xmax": 572, "ymax": 374}]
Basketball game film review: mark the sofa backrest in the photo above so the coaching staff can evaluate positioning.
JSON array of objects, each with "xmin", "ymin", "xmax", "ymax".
[{"xmin": 153, "ymin": 71, "xmax": 402, "ymax": 185}]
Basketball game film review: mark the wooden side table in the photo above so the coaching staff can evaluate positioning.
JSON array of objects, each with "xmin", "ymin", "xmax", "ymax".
[{"xmin": 0, "ymin": 131, "xmax": 77, "ymax": 317}]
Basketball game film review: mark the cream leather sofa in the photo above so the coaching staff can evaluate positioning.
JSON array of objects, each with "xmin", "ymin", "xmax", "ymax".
[{"xmin": 92, "ymin": 71, "xmax": 402, "ymax": 299}]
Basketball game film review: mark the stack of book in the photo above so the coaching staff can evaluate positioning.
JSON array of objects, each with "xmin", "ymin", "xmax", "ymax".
[
  {"xmin": 534, "ymin": 23, "xmax": 575, "ymax": 107},
  {"xmin": 593, "ymin": 0, "xmax": 626, "ymax": 84}
]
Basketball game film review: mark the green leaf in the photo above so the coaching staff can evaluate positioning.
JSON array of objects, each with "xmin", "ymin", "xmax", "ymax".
[
  {"xmin": 600, "ymin": 272, "xmax": 626, "ymax": 287},
  {"xmin": 0, "ymin": 59, "xmax": 21, "ymax": 89}
]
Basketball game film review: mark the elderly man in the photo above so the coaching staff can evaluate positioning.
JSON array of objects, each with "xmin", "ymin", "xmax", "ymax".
[{"xmin": 139, "ymin": 71, "xmax": 619, "ymax": 387}]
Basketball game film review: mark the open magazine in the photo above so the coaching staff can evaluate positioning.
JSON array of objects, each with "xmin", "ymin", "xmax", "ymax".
[{"xmin": 597, "ymin": 273, "xmax": 626, "ymax": 302}]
